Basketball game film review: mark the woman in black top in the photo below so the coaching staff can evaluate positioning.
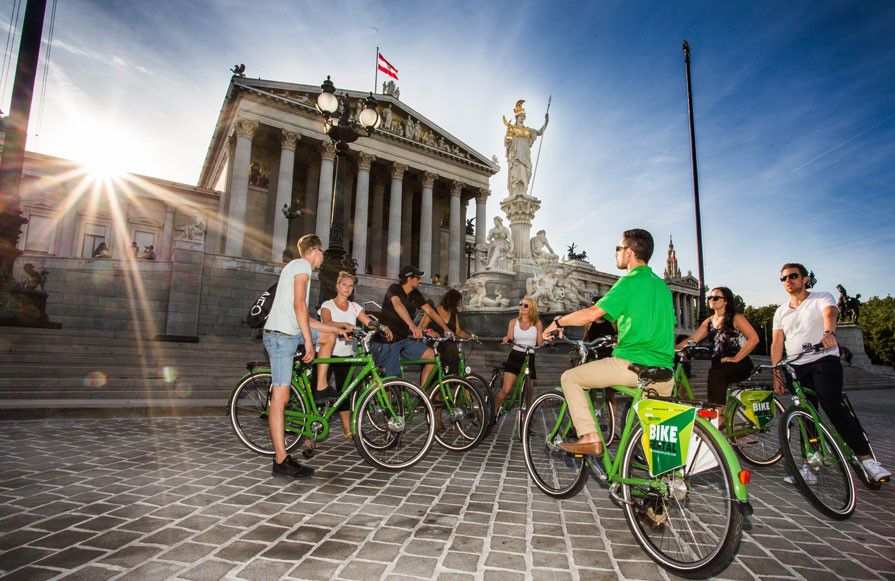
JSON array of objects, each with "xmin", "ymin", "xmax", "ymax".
[
  {"xmin": 676, "ymin": 287, "xmax": 760, "ymax": 407},
  {"xmin": 421, "ymin": 289, "xmax": 470, "ymax": 374}
]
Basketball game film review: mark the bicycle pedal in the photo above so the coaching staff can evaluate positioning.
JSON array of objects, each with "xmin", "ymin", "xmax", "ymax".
[{"xmin": 302, "ymin": 448, "xmax": 316, "ymax": 459}]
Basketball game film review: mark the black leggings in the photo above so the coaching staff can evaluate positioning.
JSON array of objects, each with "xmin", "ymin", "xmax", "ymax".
[
  {"xmin": 706, "ymin": 359, "xmax": 753, "ymax": 405},
  {"xmin": 792, "ymin": 356, "xmax": 870, "ymax": 457}
]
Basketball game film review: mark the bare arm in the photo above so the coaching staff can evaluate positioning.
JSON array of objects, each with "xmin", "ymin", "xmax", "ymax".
[
  {"xmin": 727, "ymin": 314, "xmax": 759, "ymax": 362},
  {"xmin": 453, "ymin": 312, "xmax": 470, "ymax": 339},
  {"xmin": 676, "ymin": 318, "xmax": 710, "ymax": 349},
  {"xmin": 543, "ymin": 305, "xmax": 605, "ymax": 339},
  {"xmin": 503, "ymin": 319, "xmax": 515, "ymax": 344},
  {"xmin": 771, "ymin": 329, "xmax": 786, "ymax": 394},
  {"xmin": 294, "ymin": 274, "xmax": 315, "ymax": 363},
  {"xmin": 391, "ymin": 295, "xmax": 422, "ymax": 339},
  {"xmin": 536, "ymin": 321, "xmax": 544, "ymax": 345},
  {"xmin": 821, "ymin": 306, "xmax": 839, "ymax": 350},
  {"xmin": 422, "ymin": 303, "xmax": 451, "ymax": 335}
]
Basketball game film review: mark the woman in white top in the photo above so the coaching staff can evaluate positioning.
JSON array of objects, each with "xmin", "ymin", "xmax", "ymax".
[
  {"xmin": 493, "ymin": 295, "xmax": 543, "ymax": 418},
  {"xmin": 319, "ymin": 272, "xmax": 392, "ymax": 440}
]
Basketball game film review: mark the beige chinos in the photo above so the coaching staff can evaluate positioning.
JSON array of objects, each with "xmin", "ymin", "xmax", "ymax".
[{"xmin": 561, "ymin": 356, "xmax": 675, "ymax": 436}]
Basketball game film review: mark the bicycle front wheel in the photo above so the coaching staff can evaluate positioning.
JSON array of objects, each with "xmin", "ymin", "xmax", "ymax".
[
  {"xmin": 229, "ymin": 372, "xmax": 305, "ymax": 456},
  {"xmin": 522, "ymin": 392, "xmax": 588, "ymax": 499},
  {"xmin": 516, "ymin": 375, "xmax": 532, "ymax": 442},
  {"xmin": 430, "ymin": 377, "xmax": 487, "ymax": 452},
  {"xmin": 621, "ymin": 421, "xmax": 742, "ymax": 578},
  {"xmin": 354, "ymin": 380, "xmax": 435, "ymax": 471},
  {"xmin": 779, "ymin": 407, "xmax": 856, "ymax": 519},
  {"xmin": 592, "ymin": 389, "xmax": 617, "ymax": 445},
  {"xmin": 729, "ymin": 395, "xmax": 785, "ymax": 466}
]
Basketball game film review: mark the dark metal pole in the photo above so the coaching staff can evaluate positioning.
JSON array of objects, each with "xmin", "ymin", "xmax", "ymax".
[{"xmin": 682, "ymin": 40, "xmax": 707, "ymax": 322}]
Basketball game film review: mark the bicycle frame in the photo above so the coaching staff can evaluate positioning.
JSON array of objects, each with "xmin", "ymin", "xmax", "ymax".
[
  {"xmin": 547, "ymin": 384, "xmax": 749, "ymax": 502},
  {"xmin": 787, "ymin": 374, "xmax": 861, "ymax": 466}
]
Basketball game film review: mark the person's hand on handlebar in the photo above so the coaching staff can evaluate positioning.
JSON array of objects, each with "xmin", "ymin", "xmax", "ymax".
[
  {"xmin": 501, "ymin": 335, "xmax": 510, "ymax": 345},
  {"xmin": 820, "ymin": 332, "xmax": 838, "ymax": 351},
  {"xmin": 542, "ymin": 321, "xmax": 564, "ymax": 341},
  {"xmin": 772, "ymin": 368, "xmax": 786, "ymax": 395}
]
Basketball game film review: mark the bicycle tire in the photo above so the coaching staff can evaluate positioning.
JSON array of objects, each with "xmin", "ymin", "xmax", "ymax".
[
  {"xmin": 464, "ymin": 373, "xmax": 492, "ymax": 427},
  {"xmin": 779, "ymin": 406, "xmax": 856, "ymax": 519},
  {"xmin": 229, "ymin": 372, "xmax": 305, "ymax": 456},
  {"xmin": 516, "ymin": 375, "xmax": 531, "ymax": 442},
  {"xmin": 621, "ymin": 421, "xmax": 742, "ymax": 577},
  {"xmin": 522, "ymin": 392, "xmax": 588, "ymax": 499},
  {"xmin": 354, "ymin": 379, "xmax": 435, "ymax": 471},
  {"xmin": 429, "ymin": 376, "xmax": 487, "ymax": 452},
  {"xmin": 729, "ymin": 395, "xmax": 785, "ymax": 466}
]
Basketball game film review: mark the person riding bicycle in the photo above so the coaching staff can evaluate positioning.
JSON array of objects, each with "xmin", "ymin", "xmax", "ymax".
[
  {"xmin": 263, "ymin": 234, "xmax": 349, "ymax": 479},
  {"xmin": 772, "ymin": 263, "xmax": 890, "ymax": 484},
  {"xmin": 676, "ymin": 286, "xmax": 759, "ymax": 416},
  {"xmin": 319, "ymin": 271, "xmax": 393, "ymax": 441},
  {"xmin": 493, "ymin": 295, "xmax": 544, "ymax": 419},
  {"xmin": 420, "ymin": 288, "xmax": 471, "ymax": 374},
  {"xmin": 371, "ymin": 265, "xmax": 454, "ymax": 385},
  {"xmin": 543, "ymin": 229, "xmax": 676, "ymax": 456}
]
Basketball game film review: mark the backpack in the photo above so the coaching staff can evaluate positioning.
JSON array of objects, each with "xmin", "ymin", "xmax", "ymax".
[{"xmin": 246, "ymin": 283, "xmax": 278, "ymax": 329}]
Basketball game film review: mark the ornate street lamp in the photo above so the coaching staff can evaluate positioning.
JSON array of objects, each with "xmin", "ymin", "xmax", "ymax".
[{"xmin": 314, "ymin": 76, "xmax": 380, "ymax": 303}]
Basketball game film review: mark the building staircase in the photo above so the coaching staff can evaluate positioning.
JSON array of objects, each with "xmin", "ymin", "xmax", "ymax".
[{"xmin": 0, "ymin": 328, "xmax": 890, "ymax": 418}]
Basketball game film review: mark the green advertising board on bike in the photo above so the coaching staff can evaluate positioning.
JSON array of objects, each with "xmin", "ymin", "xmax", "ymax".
[
  {"xmin": 736, "ymin": 390, "xmax": 776, "ymax": 429},
  {"xmin": 635, "ymin": 399, "xmax": 697, "ymax": 476}
]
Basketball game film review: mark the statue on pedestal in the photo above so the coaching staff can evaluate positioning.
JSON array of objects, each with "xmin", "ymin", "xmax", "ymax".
[
  {"xmin": 530, "ymin": 230, "xmax": 558, "ymax": 268},
  {"xmin": 21, "ymin": 263, "xmax": 48, "ymax": 292},
  {"xmin": 460, "ymin": 277, "xmax": 510, "ymax": 309},
  {"xmin": 836, "ymin": 284, "xmax": 862, "ymax": 324},
  {"xmin": 503, "ymin": 99, "xmax": 548, "ymax": 199},
  {"xmin": 485, "ymin": 216, "xmax": 515, "ymax": 271}
]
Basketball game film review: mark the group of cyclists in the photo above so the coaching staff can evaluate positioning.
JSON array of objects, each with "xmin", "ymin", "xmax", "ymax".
[{"xmin": 260, "ymin": 229, "xmax": 891, "ymax": 487}]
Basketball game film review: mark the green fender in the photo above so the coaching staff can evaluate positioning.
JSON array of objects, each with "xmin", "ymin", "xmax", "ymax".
[{"xmin": 695, "ymin": 416, "xmax": 750, "ymax": 504}]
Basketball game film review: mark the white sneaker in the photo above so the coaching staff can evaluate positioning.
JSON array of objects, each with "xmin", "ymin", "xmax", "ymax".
[
  {"xmin": 861, "ymin": 459, "xmax": 892, "ymax": 483},
  {"xmin": 784, "ymin": 464, "xmax": 817, "ymax": 485}
]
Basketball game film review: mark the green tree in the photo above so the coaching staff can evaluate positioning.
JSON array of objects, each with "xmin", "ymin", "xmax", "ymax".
[
  {"xmin": 860, "ymin": 296, "xmax": 894, "ymax": 366},
  {"xmin": 743, "ymin": 304, "xmax": 779, "ymax": 356}
]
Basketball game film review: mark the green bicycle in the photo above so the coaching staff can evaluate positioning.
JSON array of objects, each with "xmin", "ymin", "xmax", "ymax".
[
  {"xmin": 486, "ymin": 340, "xmax": 550, "ymax": 441},
  {"xmin": 397, "ymin": 333, "xmax": 487, "ymax": 452},
  {"xmin": 768, "ymin": 343, "xmax": 885, "ymax": 519},
  {"xmin": 523, "ymin": 338, "xmax": 751, "ymax": 578},
  {"xmin": 228, "ymin": 325, "xmax": 436, "ymax": 471},
  {"xmin": 673, "ymin": 343, "xmax": 785, "ymax": 467}
]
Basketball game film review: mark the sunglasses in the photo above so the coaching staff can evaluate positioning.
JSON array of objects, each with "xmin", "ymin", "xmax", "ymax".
[
  {"xmin": 708, "ymin": 296, "xmax": 725, "ymax": 302},
  {"xmin": 615, "ymin": 245, "xmax": 627, "ymax": 253},
  {"xmin": 519, "ymin": 303, "xmax": 530, "ymax": 308},
  {"xmin": 780, "ymin": 273, "xmax": 801, "ymax": 282}
]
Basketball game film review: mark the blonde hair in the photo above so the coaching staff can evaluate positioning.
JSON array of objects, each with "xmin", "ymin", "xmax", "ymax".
[
  {"xmin": 297, "ymin": 234, "xmax": 322, "ymax": 258},
  {"xmin": 519, "ymin": 295, "xmax": 539, "ymax": 325},
  {"xmin": 336, "ymin": 271, "xmax": 357, "ymax": 285}
]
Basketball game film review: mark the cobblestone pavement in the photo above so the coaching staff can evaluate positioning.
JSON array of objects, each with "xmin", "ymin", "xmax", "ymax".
[{"xmin": 0, "ymin": 390, "xmax": 893, "ymax": 581}]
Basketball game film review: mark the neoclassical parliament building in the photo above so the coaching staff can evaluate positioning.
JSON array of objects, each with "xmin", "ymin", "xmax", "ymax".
[{"xmin": 8, "ymin": 74, "xmax": 700, "ymax": 336}]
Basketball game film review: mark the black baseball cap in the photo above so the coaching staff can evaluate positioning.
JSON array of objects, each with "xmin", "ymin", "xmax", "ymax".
[{"xmin": 399, "ymin": 265, "xmax": 424, "ymax": 279}]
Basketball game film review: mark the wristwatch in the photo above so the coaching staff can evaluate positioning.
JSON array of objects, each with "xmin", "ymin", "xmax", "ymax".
[
  {"xmin": 823, "ymin": 330, "xmax": 836, "ymax": 337},
  {"xmin": 553, "ymin": 315, "xmax": 564, "ymax": 329}
]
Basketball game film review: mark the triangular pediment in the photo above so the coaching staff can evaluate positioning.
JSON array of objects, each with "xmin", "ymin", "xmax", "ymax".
[{"xmin": 233, "ymin": 77, "xmax": 498, "ymax": 171}]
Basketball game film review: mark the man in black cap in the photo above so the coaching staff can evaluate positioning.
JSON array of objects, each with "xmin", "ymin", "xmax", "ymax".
[{"xmin": 372, "ymin": 265, "xmax": 454, "ymax": 384}]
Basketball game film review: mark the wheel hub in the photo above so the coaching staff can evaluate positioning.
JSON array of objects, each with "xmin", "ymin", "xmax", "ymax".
[{"xmin": 388, "ymin": 416, "xmax": 406, "ymax": 432}]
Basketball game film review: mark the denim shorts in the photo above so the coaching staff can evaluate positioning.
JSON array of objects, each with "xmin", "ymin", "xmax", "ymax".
[
  {"xmin": 263, "ymin": 329, "xmax": 320, "ymax": 386},
  {"xmin": 371, "ymin": 338, "xmax": 430, "ymax": 377}
]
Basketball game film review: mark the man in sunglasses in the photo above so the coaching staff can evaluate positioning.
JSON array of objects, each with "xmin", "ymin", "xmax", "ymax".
[
  {"xmin": 372, "ymin": 265, "xmax": 454, "ymax": 385},
  {"xmin": 772, "ymin": 263, "xmax": 890, "ymax": 484},
  {"xmin": 543, "ymin": 229, "xmax": 676, "ymax": 456}
]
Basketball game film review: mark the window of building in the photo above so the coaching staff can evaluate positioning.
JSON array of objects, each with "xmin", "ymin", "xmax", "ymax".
[
  {"xmin": 133, "ymin": 230, "xmax": 155, "ymax": 254},
  {"xmin": 81, "ymin": 223, "xmax": 107, "ymax": 258},
  {"xmin": 24, "ymin": 214, "xmax": 55, "ymax": 253}
]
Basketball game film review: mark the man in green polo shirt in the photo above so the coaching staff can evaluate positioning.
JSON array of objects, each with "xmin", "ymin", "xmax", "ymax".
[{"xmin": 542, "ymin": 228, "xmax": 676, "ymax": 455}]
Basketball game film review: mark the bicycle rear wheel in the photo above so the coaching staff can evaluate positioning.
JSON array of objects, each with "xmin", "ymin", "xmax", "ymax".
[
  {"xmin": 229, "ymin": 372, "xmax": 305, "ymax": 456},
  {"xmin": 430, "ymin": 377, "xmax": 487, "ymax": 452},
  {"xmin": 522, "ymin": 392, "xmax": 588, "ymax": 498},
  {"xmin": 779, "ymin": 407, "xmax": 855, "ymax": 519},
  {"xmin": 354, "ymin": 379, "xmax": 435, "ymax": 470},
  {"xmin": 621, "ymin": 421, "xmax": 742, "ymax": 578},
  {"xmin": 729, "ymin": 395, "xmax": 784, "ymax": 466},
  {"xmin": 464, "ymin": 373, "xmax": 492, "ymax": 427}
]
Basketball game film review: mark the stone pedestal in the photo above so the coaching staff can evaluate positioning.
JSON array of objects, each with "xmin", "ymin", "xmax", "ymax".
[
  {"xmin": 837, "ymin": 324, "xmax": 873, "ymax": 370},
  {"xmin": 158, "ymin": 240, "xmax": 205, "ymax": 342},
  {"xmin": 500, "ymin": 194, "xmax": 541, "ymax": 262}
]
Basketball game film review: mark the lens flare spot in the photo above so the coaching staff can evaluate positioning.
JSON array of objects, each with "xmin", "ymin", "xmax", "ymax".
[
  {"xmin": 84, "ymin": 371, "xmax": 107, "ymax": 388},
  {"xmin": 174, "ymin": 384, "xmax": 192, "ymax": 398},
  {"xmin": 162, "ymin": 366, "xmax": 177, "ymax": 383}
]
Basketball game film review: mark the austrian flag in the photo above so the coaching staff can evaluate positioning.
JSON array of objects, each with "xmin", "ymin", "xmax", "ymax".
[{"xmin": 378, "ymin": 52, "xmax": 398, "ymax": 80}]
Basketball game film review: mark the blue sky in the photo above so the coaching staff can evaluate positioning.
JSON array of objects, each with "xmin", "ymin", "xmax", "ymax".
[{"xmin": 4, "ymin": 0, "xmax": 893, "ymax": 306}]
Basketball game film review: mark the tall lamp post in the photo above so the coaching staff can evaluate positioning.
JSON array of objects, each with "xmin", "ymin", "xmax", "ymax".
[
  {"xmin": 682, "ymin": 40, "xmax": 707, "ymax": 322},
  {"xmin": 314, "ymin": 76, "xmax": 380, "ymax": 303}
]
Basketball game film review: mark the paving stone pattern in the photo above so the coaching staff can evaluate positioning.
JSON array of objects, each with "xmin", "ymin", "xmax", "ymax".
[{"xmin": 0, "ymin": 391, "xmax": 893, "ymax": 580}]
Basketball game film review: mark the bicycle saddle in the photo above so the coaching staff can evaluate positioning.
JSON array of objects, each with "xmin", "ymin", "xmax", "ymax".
[{"xmin": 628, "ymin": 364, "xmax": 673, "ymax": 383}]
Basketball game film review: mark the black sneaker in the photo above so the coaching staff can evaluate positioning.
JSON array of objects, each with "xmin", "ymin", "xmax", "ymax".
[
  {"xmin": 272, "ymin": 455, "xmax": 315, "ymax": 479},
  {"xmin": 313, "ymin": 386, "xmax": 339, "ymax": 404}
]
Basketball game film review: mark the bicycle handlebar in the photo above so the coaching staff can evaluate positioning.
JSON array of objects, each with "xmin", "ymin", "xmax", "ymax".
[
  {"xmin": 754, "ymin": 342, "xmax": 827, "ymax": 374},
  {"xmin": 502, "ymin": 340, "xmax": 552, "ymax": 353}
]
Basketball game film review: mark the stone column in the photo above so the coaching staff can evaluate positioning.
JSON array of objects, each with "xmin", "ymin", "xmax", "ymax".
[
  {"xmin": 684, "ymin": 294, "xmax": 692, "ymax": 329},
  {"xmin": 160, "ymin": 205, "xmax": 175, "ymax": 261},
  {"xmin": 303, "ymin": 161, "xmax": 320, "ymax": 237},
  {"xmin": 369, "ymin": 180, "xmax": 386, "ymax": 274},
  {"xmin": 432, "ymin": 196, "xmax": 443, "ymax": 278},
  {"xmin": 448, "ymin": 182, "xmax": 462, "ymax": 285},
  {"xmin": 401, "ymin": 190, "xmax": 413, "ymax": 266},
  {"xmin": 272, "ymin": 130, "xmax": 299, "ymax": 262},
  {"xmin": 419, "ymin": 172, "xmax": 435, "ymax": 283},
  {"xmin": 315, "ymin": 141, "xmax": 337, "ymax": 249},
  {"xmin": 474, "ymin": 189, "xmax": 488, "ymax": 272},
  {"xmin": 206, "ymin": 138, "xmax": 233, "ymax": 255},
  {"xmin": 162, "ymin": 239, "xmax": 206, "ymax": 339},
  {"xmin": 386, "ymin": 163, "xmax": 407, "ymax": 277},
  {"xmin": 352, "ymin": 152, "xmax": 374, "ymax": 274},
  {"xmin": 224, "ymin": 118, "xmax": 257, "ymax": 257}
]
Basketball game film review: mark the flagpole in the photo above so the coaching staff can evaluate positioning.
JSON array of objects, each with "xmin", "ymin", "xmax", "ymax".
[
  {"xmin": 374, "ymin": 46, "xmax": 379, "ymax": 93},
  {"xmin": 528, "ymin": 94, "xmax": 551, "ymax": 197}
]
